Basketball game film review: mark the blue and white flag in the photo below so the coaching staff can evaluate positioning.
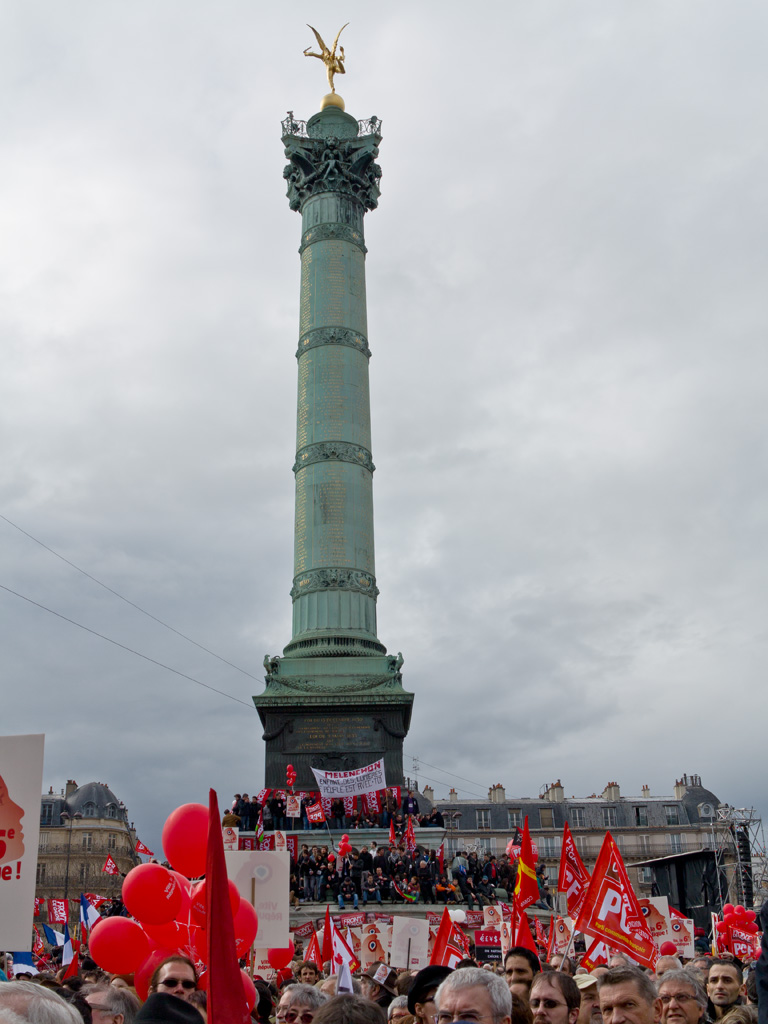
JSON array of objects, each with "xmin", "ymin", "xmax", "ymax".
[
  {"xmin": 10, "ymin": 951, "xmax": 39, "ymax": 976},
  {"xmin": 42, "ymin": 923, "xmax": 64, "ymax": 946},
  {"xmin": 62, "ymin": 924, "xmax": 74, "ymax": 966},
  {"xmin": 80, "ymin": 893, "xmax": 101, "ymax": 932}
]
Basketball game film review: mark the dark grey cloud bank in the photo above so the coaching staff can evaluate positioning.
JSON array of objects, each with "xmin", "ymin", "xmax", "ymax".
[{"xmin": 1, "ymin": 2, "xmax": 767, "ymax": 851}]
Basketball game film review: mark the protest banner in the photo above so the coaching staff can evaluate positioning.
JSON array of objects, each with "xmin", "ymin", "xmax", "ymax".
[
  {"xmin": 225, "ymin": 849, "xmax": 290, "ymax": 947},
  {"xmin": 638, "ymin": 896, "xmax": 671, "ymax": 945},
  {"xmin": 668, "ymin": 917, "xmax": 695, "ymax": 958},
  {"xmin": 222, "ymin": 827, "xmax": 239, "ymax": 851},
  {"xmin": 286, "ymin": 794, "xmax": 301, "ymax": 819},
  {"xmin": 311, "ymin": 759, "xmax": 386, "ymax": 798},
  {"xmin": 474, "ymin": 928, "xmax": 502, "ymax": 963},
  {"xmin": 391, "ymin": 916, "xmax": 430, "ymax": 969},
  {"xmin": 360, "ymin": 922, "xmax": 387, "ymax": 966},
  {"xmin": 0, "ymin": 734, "xmax": 45, "ymax": 950},
  {"xmin": 483, "ymin": 905, "xmax": 503, "ymax": 928}
]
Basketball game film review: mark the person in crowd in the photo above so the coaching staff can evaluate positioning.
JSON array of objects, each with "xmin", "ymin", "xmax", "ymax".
[
  {"xmin": 296, "ymin": 962, "xmax": 321, "ymax": 985},
  {"xmin": 549, "ymin": 956, "xmax": 574, "ymax": 976},
  {"xmin": 338, "ymin": 874, "xmax": 359, "ymax": 910},
  {"xmin": 135, "ymin": 993, "xmax": 204, "ymax": 1022},
  {"xmin": 436, "ymin": 874, "xmax": 459, "ymax": 904},
  {"xmin": 0, "ymin": 981, "xmax": 85, "ymax": 1022},
  {"xmin": 331, "ymin": 799, "xmax": 346, "ymax": 829},
  {"xmin": 435, "ymin": 966, "xmax": 512, "ymax": 1024},
  {"xmin": 389, "ymin": 996, "xmax": 411, "ymax": 1021},
  {"xmin": 147, "ymin": 956, "xmax": 198, "ymax": 1003},
  {"xmin": 597, "ymin": 967, "xmax": 661, "ymax": 1024},
  {"xmin": 84, "ymin": 983, "xmax": 141, "ymax": 1024},
  {"xmin": 364, "ymin": 871, "xmax": 384, "ymax": 905},
  {"xmin": 361, "ymin": 964, "xmax": 399, "ymax": 1011},
  {"xmin": 574, "ymin": 975, "xmax": 601, "ymax": 1024},
  {"xmin": 407, "ymin": 965, "xmax": 453, "ymax": 1024},
  {"xmin": 320, "ymin": 977, "xmax": 363, "ymax": 997},
  {"xmin": 656, "ymin": 957, "xmax": 683, "ymax": 980},
  {"xmin": 314, "ymin": 995, "xmax": 387, "ymax": 1024},
  {"xmin": 222, "ymin": 805, "xmax": 241, "ymax": 828},
  {"xmin": 657, "ymin": 969, "xmax": 707, "ymax": 1024},
  {"xmin": 529, "ymin": 971, "xmax": 581, "ymax": 1024},
  {"xmin": 403, "ymin": 791, "xmax": 420, "ymax": 817},
  {"xmin": 276, "ymin": 982, "xmax": 329, "ymax": 1024},
  {"xmin": 504, "ymin": 948, "xmax": 540, "ymax": 1000},
  {"xmin": 706, "ymin": 960, "xmax": 746, "ymax": 1020}
]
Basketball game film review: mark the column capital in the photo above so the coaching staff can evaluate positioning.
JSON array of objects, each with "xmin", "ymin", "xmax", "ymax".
[{"xmin": 282, "ymin": 118, "xmax": 382, "ymax": 212}]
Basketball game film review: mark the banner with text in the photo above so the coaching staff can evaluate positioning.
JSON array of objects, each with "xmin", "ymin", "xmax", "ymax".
[
  {"xmin": 0, "ymin": 734, "xmax": 45, "ymax": 950},
  {"xmin": 311, "ymin": 759, "xmax": 386, "ymax": 798}
]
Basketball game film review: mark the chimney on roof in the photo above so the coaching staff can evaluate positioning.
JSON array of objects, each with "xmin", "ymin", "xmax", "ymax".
[
  {"xmin": 546, "ymin": 780, "xmax": 565, "ymax": 803},
  {"xmin": 423, "ymin": 785, "xmax": 434, "ymax": 803},
  {"xmin": 65, "ymin": 780, "xmax": 78, "ymax": 797},
  {"xmin": 602, "ymin": 781, "xmax": 620, "ymax": 801},
  {"xmin": 449, "ymin": 788, "xmax": 458, "ymax": 802},
  {"xmin": 642, "ymin": 784, "xmax": 651, "ymax": 798},
  {"xmin": 489, "ymin": 784, "xmax": 506, "ymax": 804},
  {"xmin": 674, "ymin": 778, "xmax": 687, "ymax": 799}
]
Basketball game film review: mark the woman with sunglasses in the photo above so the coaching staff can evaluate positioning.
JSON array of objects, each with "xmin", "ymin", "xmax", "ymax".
[
  {"xmin": 276, "ymin": 983, "xmax": 329, "ymax": 1024},
  {"xmin": 148, "ymin": 956, "xmax": 198, "ymax": 1003}
]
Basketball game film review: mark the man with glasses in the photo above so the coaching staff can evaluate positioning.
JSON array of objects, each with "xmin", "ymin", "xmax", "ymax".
[
  {"xmin": 276, "ymin": 982, "xmax": 329, "ymax": 1024},
  {"xmin": 148, "ymin": 956, "xmax": 198, "ymax": 1003},
  {"xmin": 528, "ymin": 972, "xmax": 580, "ymax": 1024},
  {"xmin": 657, "ymin": 970, "xmax": 707, "ymax": 1024},
  {"xmin": 84, "ymin": 984, "xmax": 141, "ymax": 1024},
  {"xmin": 434, "ymin": 965, "xmax": 512, "ymax": 1024}
]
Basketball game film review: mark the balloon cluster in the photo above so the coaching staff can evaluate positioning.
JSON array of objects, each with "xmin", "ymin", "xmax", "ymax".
[
  {"xmin": 88, "ymin": 803, "xmax": 260, "ymax": 1011},
  {"xmin": 286, "ymin": 764, "xmax": 297, "ymax": 788},
  {"xmin": 337, "ymin": 833, "xmax": 352, "ymax": 857},
  {"xmin": 717, "ymin": 903, "xmax": 759, "ymax": 935}
]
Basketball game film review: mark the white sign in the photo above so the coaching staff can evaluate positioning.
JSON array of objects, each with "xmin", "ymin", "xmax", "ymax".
[
  {"xmin": 390, "ymin": 916, "xmax": 430, "ymax": 969},
  {"xmin": 225, "ymin": 850, "xmax": 290, "ymax": 947},
  {"xmin": 311, "ymin": 758, "xmax": 386, "ymax": 798},
  {"xmin": 0, "ymin": 734, "xmax": 45, "ymax": 950},
  {"xmin": 222, "ymin": 827, "xmax": 239, "ymax": 851}
]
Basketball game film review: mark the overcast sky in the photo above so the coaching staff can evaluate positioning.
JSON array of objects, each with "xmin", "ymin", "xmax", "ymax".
[{"xmin": 2, "ymin": 2, "xmax": 767, "ymax": 854}]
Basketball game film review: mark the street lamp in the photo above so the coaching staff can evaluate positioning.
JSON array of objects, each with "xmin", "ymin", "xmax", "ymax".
[{"xmin": 59, "ymin": 810, "xmax": 82, "ymax": 902}]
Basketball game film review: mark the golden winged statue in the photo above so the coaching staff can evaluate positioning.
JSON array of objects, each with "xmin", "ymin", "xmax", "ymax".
[{"xmin": 303, "ymin": 23, "xmax": 349, "ymax": 94}]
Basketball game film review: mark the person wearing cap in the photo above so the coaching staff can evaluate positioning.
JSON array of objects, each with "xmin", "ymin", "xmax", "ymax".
[
  {"xmin": 407, "ymin": 965, "xmax": 453, "ymax": 1024},
  {"xmin": 362, "ymin": 963, "xmax": 399, "ymax": 1010},
  {"xmin": 574, "ymin": 975, "xmax": 602, "ymax": 1024},
  {"xmin": 135, "ymin": 993, "xmax": 204, "ymax": 1023}
]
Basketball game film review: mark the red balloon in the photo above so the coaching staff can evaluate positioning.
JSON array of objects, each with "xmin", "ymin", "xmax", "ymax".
[
  {"xmin": 723, "ymin": 903, "xmax": 735, "ymax": 915},
  {"xmin": 234, "ymin": 899, "xmax": 259, "ymax": 950},
  {"xmin": 327, "ymin": 852, "xmax": 335, "ymax": 861},
  {"xmin": 135, "ymin": 947, "xmax": 177, "ymax": 1002},
  {"xmin": 162, "ymin": 803, "xmax": 209, "ymax": 878},
  {"xmin": 716, "ymin": 921, "xmax": 729, "ymax": 933},
  {"xmin": 123, "ymin": 863, "xmax": 182, "ymax": 925},
  {"xmin": 242, "ymin": 970, "xmax": 257, "ymax": 1013},
  {"xmin": 267, "ymin": 940, "xmax": 295, "ymax": 969},
  {"xmin": 745, "ymin": 910, "xmax": 757, "ymax": 922},
  {"xmin": 190, "ymin": 924, "xmax": 208, "ymax": 961},
  {"xmin": 143, "ymin": 919, "xmax": 190, "ymax": 949},
  {"xmin": 170, "ymin": 871, "xmax": 194, "ymax": 916},
  {"xmin": 659, "ymin": 941, "xmax": 677, "ymax": 956},
  {"xmin": 190, "ymin": 878, "xmax": 241, "ymax": 926},
  {"xmin": 736, "ymin": 905, "xmax": 746, "ymax": 915},
  {"xmin": 90, "ymin": 917, "xmax": 149, "ymax": 974}
]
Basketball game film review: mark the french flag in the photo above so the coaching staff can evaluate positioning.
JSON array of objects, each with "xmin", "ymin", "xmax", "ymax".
[
  {"xmin": 42, "ymin": 923, "xmax": 64, "ymax": 947},
  {"xmin": 62, "ymin": 924, "xmax": 74, "ymax": 967},
  {"xmin": 80, "ymin": 893, "xmax": 101, "ymax": 935}
]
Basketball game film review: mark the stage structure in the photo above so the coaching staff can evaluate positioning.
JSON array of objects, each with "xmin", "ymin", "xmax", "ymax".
[{"xmin": 254, "ymin": 37, "xmax": 414, "ymax": 789}]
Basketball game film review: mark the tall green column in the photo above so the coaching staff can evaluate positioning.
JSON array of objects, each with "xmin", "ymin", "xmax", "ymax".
[{"xmin": 254, "ymin": 104, "xmax": 413, "ymax": 789}]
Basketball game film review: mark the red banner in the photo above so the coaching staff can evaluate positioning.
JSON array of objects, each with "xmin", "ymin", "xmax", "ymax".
[
  {"xmin": 47, "ymin": 899, "xmax": 69, "ymax": 923},
  {"xmin": 307, "ymin": 801, "xmax": 326, "ymax": 824},
  {"xmin": 339, "ymin": 912, "xmax": 366, "ymax": 928},
  {"xmin": 135, "ymin": 839, "xmax": 154, "ymax": 856},
  {"xmin": 573, "ymin": 832, "xmax": 658, "ymax": 969},
  {"xmin": 238, "ymin": 836, "xmax": 256, "ymax": 850},
  {"xmin": 291, "ymin": 920, "xmax": 317, "ymax": 938},
  {"xmin": 558, "ymin": 823, "xmax": 591, "ymax": 919},
  {"xmin": 102, "ymin": 855, "xmax": 119, "ymax": 876}
]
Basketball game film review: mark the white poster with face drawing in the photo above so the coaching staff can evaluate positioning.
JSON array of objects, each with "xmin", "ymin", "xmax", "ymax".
[
  {"xmin": 0, "ymin": 734, "xmax": 45, "ymax": 950},
  {"xmin": 390, "ymin": 916, "xmax": 430, "ymax": 969},
  {"xmin": 225, "ymin": 850, "xmax": 290, "ymax": 947},
  {"xmin": 668, "ymin": 916, "xmax": 695, "ymax": 958},
  {"xmin": 638, "ymin": 896, "xmax": 671, "ymax": 945}
]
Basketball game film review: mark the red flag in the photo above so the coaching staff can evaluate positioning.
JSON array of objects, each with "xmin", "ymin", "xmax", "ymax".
[
  {"xmin": 331, "ymin": 917, "xmax": 360, "ymax": 974},
  {"xmin": 135, "ymin": 839, "xmax": 154, "ymax": 856},
  {"xmin": 34, "ymin": 897, "xmax": 44, "ymax": 917},
  {"xmin": 306, "ymin": 801, "xmax": 325, "ymax": 824},
  {"xmin": 321, "ymin": 905, "xmax": 333, "ymax": 964},
  {"xmin": 573, "ymin": 832, "xmax": 658, "ymax": 969},
  {"xmin": 305, "ymin": 931, "xmax": 323, "ymax": 969},
  {"xmin": 558, "ymin": 823, "xmax": 591, "ymax": 920},
  {"xmin": 534, "ymin": 916, "xmax": 548, "ymax": 951},
  {"xmin": 430, "ymin": 907, "xmax": 470, "ymax": 967},
  {"xmin": 32, "ymin": 927, "xmax": 44, "ymax": 956},
  {"xmin": 206, "ymin": 789, "xmax": 251, "ymax": 1024},
  {"xmin": 514, "ymin": 912, "xmax": 539, "ymax": 957},
  {"xmin": 513, "ymin": 816, "xmax": 539, "ymax": 912},
  {"xmin": 405, "ymin": 816, "xmax": 417, "ymax": 854},
  {"xmin": 546, "ymin": 917, "xmax": 556, "ymax": 961},
  {"xmin": 581, "ymin": 934, "xmax": 611, "ymax": 971},
  {"xmin": 102, "ymin": 855, "xmax": 119, "ymax": 876},
  {"xmin": 388, "ymin": 820, "xmax": 396, "ymax": 847},
  {"xmin": 47, "ymin": 899, "xmax": 69, "ymax": 923},
  {"xmin": 84, "ymin": 892, "xmax": 110, "ymax": 910},
  {"xmin": 437, "ymin": 842, "xmax": 445, "ymax": 875}
]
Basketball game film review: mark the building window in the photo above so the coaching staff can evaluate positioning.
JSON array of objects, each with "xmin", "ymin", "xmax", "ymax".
[
  {"xmin": 83, "ymin": 802, "xmax": 97, "ymax": 818},
  {"xmin": 476, "ymin": 810, "xmax": 491, "ymax": 830},
  {"xmin": 105, "ymin": 804, "xmax": 117, "ymax": 819},
  {"xmin": 40, "ymin": 803, "xmax": 54, "ymax": 826},
  {"xmin": 539, "ymin": 836, "xmax": 560, "ymax": 858},
  {"xmin": 640, "ymin": 835, "xmax": 651, "ymax": 855},
  {"xmin": 474, "ymin": 837, "xmax": 493, "ymax": 853},
  {"xmin": 570, "ymin": 807, "xmax": 586, "ymax": 828},
  {"xmin": 540, "ymin": 808, "xmax": 554, "ymax": 828},
  {"xmin": 665, "ymin": 805, "xmax": 680, "ymax": 826},
  {"xmin": 36, "ymin": 863, "xmax": 46, "ymax": 884},
  {"xmin": 634, "ymin": 806, "xmax": 648, "ymax": 827},
  {"xmin": 508, "ymin": 809, "xmax": 522, "ymax": 828},
  {"xmin": 108, "ymin": 834, "xmax": 117, "ymax": 851},
  {"xmin": 80, "ymin": 864, "xmax": 88, "ymax": 883},
  {"xmin": 602, "ymin": 807, "xmax": 617, "ymax": 828},
  {"xmin": 669, "ymin": 834, "xmax": 683, "ymax": 854},
  {"xmin": 39, "ymin": 832, "xmax": 49, "ymax": 849},
  {"xmin": 546, "ymin": 866, "xmax": 558, "ymax": 885},
  {"xmin": 641, "ymin": 866, "xmax": 654, "ymax": 884},
  {"xmin": 82, "ymin": 833, "xmax": 93, "ymax": 851}
]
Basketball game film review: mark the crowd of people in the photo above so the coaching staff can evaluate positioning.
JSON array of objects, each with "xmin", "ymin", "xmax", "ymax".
[
  {"xmin": 0, "ymin": 936, "xmax": 762, "ymax": 1024},
  {"xmin": 284, "ymin": 844, "xmax": 551, "ymax": 912},
  {"xmin": 225, "ymin": 791, "xmax": 444, "ymax": 834}
]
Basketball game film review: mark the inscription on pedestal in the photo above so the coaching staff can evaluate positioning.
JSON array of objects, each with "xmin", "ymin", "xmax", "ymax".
[{"xmin": 291, "ymin": 717, "xmax": 374, "ymax": 753}]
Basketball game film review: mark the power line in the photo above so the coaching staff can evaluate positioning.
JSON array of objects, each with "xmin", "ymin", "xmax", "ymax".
[
  {"xmin": 0, "ymin": 581, "xmax": 256, "ymax": 709},
  {"xmin": 405, "ymin": 752, "xmax": 488, "ymax": 792},
  {"xmin": 0, "ymin": 512, "xmax": 262, "ymax": 682}
]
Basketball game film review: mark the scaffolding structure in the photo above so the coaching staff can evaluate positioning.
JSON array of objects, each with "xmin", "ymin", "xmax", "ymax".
[{"xmin": 710, "ymin": 804, "xmax": 768, "ymax": 910}]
